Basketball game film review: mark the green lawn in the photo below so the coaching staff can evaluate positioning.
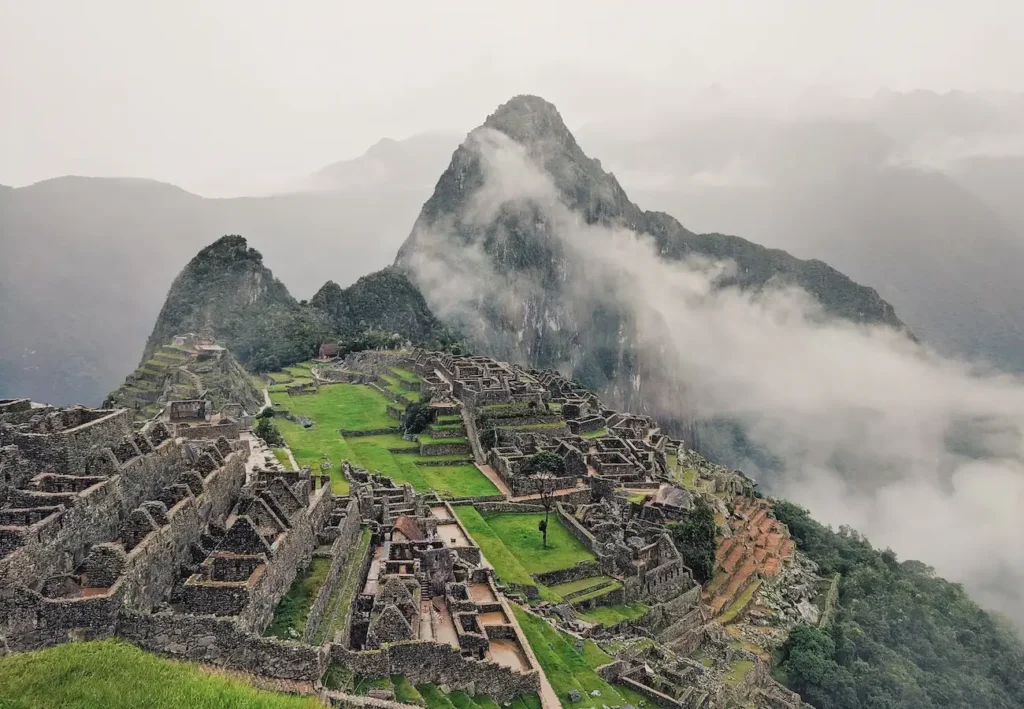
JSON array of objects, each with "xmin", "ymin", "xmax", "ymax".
[
  {"xmin": 0, "ymin": 640, "xmax": 321, "ymax": 709},
  {"xmin": 272, "ymin": 447, "xmax": 293, "ymax": 470},
  {"xmin": 272, "ymin": 383, "xmax": 396, "ymax": 431},
  {"xmin": 580, "ymin": 428, "xmax": 608, "ymax": 439},
  {"xmin": 480, "ymin": 513, "xmax": 596, "ymax": 575},
  {"xmin": 512, "ymin": 607, "xmax": 647, "ymax": 709},
  {"xmin": 391, "ymin": 367, "xmax": 421, "ymax": 383},
  {"xmin": 452, "ymin": 509, "xmax": 596, "ymax": 593},
  {"xmin": 453, "ymin": 507, "xmax": 535, "ymax": 587},
  {"xmin": 392, "ymin": 676, "xmax": 426, "ymax": 705},
  {"xmin": 264, "ymin": 556, "xmax": 332, "ymax": 639},
  {"xmin": 270, "ymin": 383, "xmax": 494, "ymax": 497}
]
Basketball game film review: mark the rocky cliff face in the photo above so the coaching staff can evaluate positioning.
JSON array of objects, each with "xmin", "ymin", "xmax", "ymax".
[{"xmin": 395, "ymin": 95, "xmax": 906, "ymax": 422}]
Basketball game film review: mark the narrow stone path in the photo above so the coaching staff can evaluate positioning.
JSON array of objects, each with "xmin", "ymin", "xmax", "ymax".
[{"xmin": 475, "ymin": 463, "xmax": 512, "ymax": 498}]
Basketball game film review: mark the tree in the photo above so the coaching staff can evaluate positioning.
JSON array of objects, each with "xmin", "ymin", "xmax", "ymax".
[
  {"xmin": 255, "ymin": 416, "xmax": 284, "ymax": 447},
  {"xmin": 525, "ymin": 451, "xmax": 565, "ymax": 476},
  {"xmin": 670, "ymin": 495, "xmax": 717, "ymax": 583},
  {"xmin": 536, "ymin": 473, "xmax": 556, "ymax": 549},
  {"xmin": 402, "ymin": 399, "xmax": 436, "ymax": 434}
]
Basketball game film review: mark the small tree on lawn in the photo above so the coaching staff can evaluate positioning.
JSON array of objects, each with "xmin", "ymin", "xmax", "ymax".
[
  {"xmin": 255, "ymin": 416, "xmax": 284, "ymax": 447},
  {"xmin": 536, "ymin": 472, "xmax": 555, "ymax": 549}
]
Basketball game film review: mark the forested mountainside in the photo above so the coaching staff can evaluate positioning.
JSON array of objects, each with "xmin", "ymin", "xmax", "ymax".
[{"xmin": 774, "ymin": 501, "xmax": 1024, "ymax": 709}]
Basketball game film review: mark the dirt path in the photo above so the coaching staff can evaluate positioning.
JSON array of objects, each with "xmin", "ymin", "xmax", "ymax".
[{"xmin": 475, "ymin": 463, "xmax": 512, "ymax": 498}]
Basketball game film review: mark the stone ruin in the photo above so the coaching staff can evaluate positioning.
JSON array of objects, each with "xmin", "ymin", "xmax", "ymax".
[{"xmin": 0, "ymin": 399, "xmax": 540, "ymax": 704}]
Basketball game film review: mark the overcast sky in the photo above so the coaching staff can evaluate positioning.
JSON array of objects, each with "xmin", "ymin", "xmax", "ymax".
[{"xmin": 2, "ymin": 0, "xmax": 1023, "ymax": 195}]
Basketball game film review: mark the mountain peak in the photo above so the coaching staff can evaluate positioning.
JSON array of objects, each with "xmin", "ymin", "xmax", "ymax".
[{"xmin": 483, "ymin": 95, "xmax": 570, "ymax": 143}]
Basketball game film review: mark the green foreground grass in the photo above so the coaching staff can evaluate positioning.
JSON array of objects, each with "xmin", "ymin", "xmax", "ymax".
[
  {"xmin": 0, "ymin": 640, "xmax": 320, "ymax": 709},
  {"xmin": 512, "ymin": 607, "xmax": 646, "ymax": 709},
  {"xmin": 270, "ymin": 383, "xmax": 496, "ymax": 497}
]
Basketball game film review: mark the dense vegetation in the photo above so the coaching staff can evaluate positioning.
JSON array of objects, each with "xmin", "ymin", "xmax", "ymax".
[
  {"xmin": 669, "ymin": 496, "xmax": 717, "ymax": 583},
  {"xmin": 0, "ymin": 640, "xmax": 320, "ymax": 709},
  {"xmin": 308, "ymin": 267, "xmax": 456, "ymax": 350},
  {"xmin": 773, "ymin": 501, "xmax": 1024, "ymax": 709}
]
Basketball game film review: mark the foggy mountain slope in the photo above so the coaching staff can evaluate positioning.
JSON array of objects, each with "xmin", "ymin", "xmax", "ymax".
[
  {"xmin": 308, "ymin": 132, "xmax": 460, "ymax": 191},
  {"xmin": 0, "ymin": 158, "xmax": 431, "ymax": 405},
  {"xmin": 396, "ymin": 95, "xmax": 905, "ymax": 423},
  {"xmin": 580, "ymin": 115, "xmax": 1024, "ymax": 371}
]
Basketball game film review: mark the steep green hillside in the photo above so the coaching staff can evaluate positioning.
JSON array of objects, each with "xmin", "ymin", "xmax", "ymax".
[{"xmin": 773, "ymin": 501, "xmax": 1024, "ymax": 709}]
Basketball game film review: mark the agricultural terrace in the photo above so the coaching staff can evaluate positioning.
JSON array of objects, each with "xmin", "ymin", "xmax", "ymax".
[
  {"xmin": 0, "ymin": 640, "xmax": 321, "ymax": 709},
  {"xmin": 269, "ymin": 375, "xmax": 496, "ymax": 497}
]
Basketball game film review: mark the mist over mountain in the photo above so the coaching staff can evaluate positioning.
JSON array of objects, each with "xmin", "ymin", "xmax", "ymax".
[
  {"xmin": 397, "ymin": 96, "xmax": 905, "ymax": 418},
  {"xmin": 4, "ymin": 88, "xmax": 1024, "ymax": 410},
  {"xmin": 577, "ymin": 91, "xmax": 1024, "ymax": 371}
]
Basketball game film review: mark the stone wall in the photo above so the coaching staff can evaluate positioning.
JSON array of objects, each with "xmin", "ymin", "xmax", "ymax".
[
  {"xmin": 554, "ymin": 503, "xmax": 602, "ymax": 557},
  {"xmin": 0, "ymin": 437, "xmax": 185, "ymax": 593},
  {"xmin": 341, "ymin": 427, "xmax": 401, "ymax": 438},
  {"xmin": 330, "ymin": 641, "xmax": 540, "ymax": 703},
  {"xmin": 473, "ymin": 502, "xmax": 545, "ymax": 514},
  {"xmin": 237, "ymin": 483, "xmax": 335, "ymax": 634},
  {"xmin": 2, "ymin": 408, "xmax": 131, "ymax": 476},
  {"xmin": 175, "ymin": 420, "xmax": 240, "ymax": 441},
  {"xmin": 119, "ymin": 609, "xmax": 329, "ymax": 680},
  {"xmin": 419, "ymin": 441, "xmax": 473, "ymax": 457},
  {"xmin": 532, "ymin": 561, "xmax": 604, "ymax": 587},
  {"xmin": 304, "ymin": 499, "xmax": 361, "ymax": 644}
]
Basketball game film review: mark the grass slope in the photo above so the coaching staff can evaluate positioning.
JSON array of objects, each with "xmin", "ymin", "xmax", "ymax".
[
  {"xmin": 511, "ymin": 607, "xmax": 646, "ymax": 709},
  {"xmin": 453, "ymin": 506, "xmax": 535, "ymax": 587},
  {"xmin": 0, "ymin": 640, "xmax": 320, "ymax": 709}
]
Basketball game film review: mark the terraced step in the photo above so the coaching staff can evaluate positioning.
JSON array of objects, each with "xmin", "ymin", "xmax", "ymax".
[
  {"xmin": 548, "ymin": 575, "xmax": 614, "ymax": 600},
  {"xmin": 391, "ymin": 675, "xmax": 426, "ymax": 705},
  {"xmin": 417, "ymin": 684, "xmax": 458, "ymax": 709},
  {"xmin": 567, "ymin": 579, "xmax": 622, "ymax": 606},
  {"xmin": 447, "ymin": 691, "xmax": 482, "ymax": 709},
  {"xmin": 719, "ymin": 579, "xmax": 763, "ymax": 625}
]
